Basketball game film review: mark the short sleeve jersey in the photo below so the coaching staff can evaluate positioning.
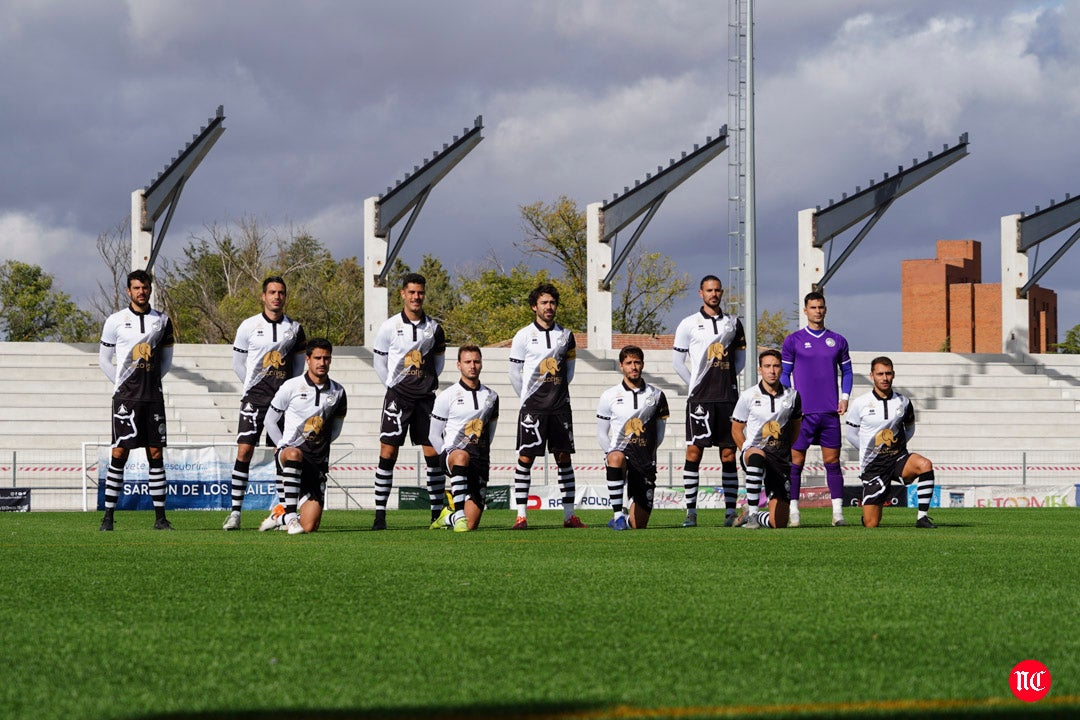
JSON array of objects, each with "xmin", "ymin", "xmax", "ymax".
[
  {"xmin": 732, "ymin": 382, "xmax": 802, "ymax": 460},
  {"xmin": 672, "ymin": 309, "xmax": 746, "ymax": 402},
  {"xmin": 596, "ymin": 381, "xmax": 669, "ymax": 472},
  {"xmin": 269, "ymin": 374, "xmax": 348, "ymax": 466},
  {"xmin": 781, "ymin": 328, "xmax": 852, "ymax": 414},
  {"xmin": 373, "ymin": 312, "xmax": 446, "ymax": 399},
  {"xmin": 509, "ymin": 321, "xmax": 576, "ymax": 412},
  {"xmin": 233, "ymin": 313, "xmax": 306, "ymax": 406},
  {"xmin": 430, "ymin": 380, "xmax": 500, "ymax": 457},
  {"xmin": 100, "ymin": 307, "xmax": 175, "ymax": 402},
  {"xmin": 845, "ymin": 390, "xmax": 915, "ymax": 474}
]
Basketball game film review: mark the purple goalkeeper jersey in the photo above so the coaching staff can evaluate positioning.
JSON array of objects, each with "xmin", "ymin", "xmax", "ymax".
[{"xmin": 780, "ymin": 327, "xmax": 852, "ymax": 414}]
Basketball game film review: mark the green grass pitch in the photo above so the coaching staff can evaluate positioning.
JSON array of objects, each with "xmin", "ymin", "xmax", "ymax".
[{"xmin": 1, "ymin": 507, "xmax": 1077, "ymax": 720}]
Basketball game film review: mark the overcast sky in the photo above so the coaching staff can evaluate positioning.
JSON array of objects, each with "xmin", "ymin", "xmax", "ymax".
[{"xmin": 2, "ymin": 0, "xmax": 1078, "ymax": 351}]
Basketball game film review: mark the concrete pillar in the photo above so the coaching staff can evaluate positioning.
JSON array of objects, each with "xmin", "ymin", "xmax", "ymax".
[
  {"xmin": 363, "ymin": 196, "xmax": 389, "ymax": 349},
  {"xmin": 796, "ymin": 208, "xmax": 822, "ymax": 303},
  {"xmin": 1000, "ymin": 213, "xmax": 1029, "ymax": 355},
  {"xmin": 130, "ymin": 189, "xmax": 152, "ymax": 272},
  {"xmin": 585, "ymin": 202, "xmax": 612, "ymax": 353}
]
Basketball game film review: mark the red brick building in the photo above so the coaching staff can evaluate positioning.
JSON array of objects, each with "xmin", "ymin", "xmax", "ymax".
[{"xmin": 901, "ymin": 240, "xmax": 1057, "ymax": 353}]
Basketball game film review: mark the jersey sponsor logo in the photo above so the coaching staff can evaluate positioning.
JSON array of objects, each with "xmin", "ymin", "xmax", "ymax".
[
  {"xmin": 538, "ymin": 357, "xmax": 560, "ymax": 376},
  {"xmin": 875, "ymin": 427, "xmax": 897, "ymax": 448},
  {"xmin": 262, "ymin": 350, "xmax": 285, "ymax": 369},
  {"xmin": 762, "ymin": 420, "xmax": 782, "ymax": 440},
  {"xmin": 303, "ymin": 415, "xmax": 324, "ymax": 439},
  {"xmin": 465, "ymin": 418, "xmax": 484, "ymax": 438},
  {"xmin": 624, "ymin": 417, "xmax": 644, "ymax": 436},
  {"xmin": 404, "ymin": 349, "xmax": 423, "ymax": 368},
  {"xmin": 132, "ymin": 342, "xmax": 152, "ymax": 362}
]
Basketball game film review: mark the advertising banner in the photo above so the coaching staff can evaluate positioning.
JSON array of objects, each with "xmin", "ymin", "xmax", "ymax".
[
  {"xmin": 0, "ymin": 488, "xmax": 31, "ymax": 512},
  {"xmin": 939, "ymin": 485, "xmax": 1077, "ymax": 508},
  {"xmin": 96, "ymin": 447, "xmax": 277, "ymax": 511}
]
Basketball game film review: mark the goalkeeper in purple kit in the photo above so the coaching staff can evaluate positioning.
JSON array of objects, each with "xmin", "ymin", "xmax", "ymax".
[{"xmin": 780, "ymin": 291, "xmax": 852, "ymax": 526}]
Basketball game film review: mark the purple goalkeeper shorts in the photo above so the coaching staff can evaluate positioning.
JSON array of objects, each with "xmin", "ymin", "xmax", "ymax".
[{"xmin": 793, "ymin": 412, "xmax": 842, "ymax": 452}]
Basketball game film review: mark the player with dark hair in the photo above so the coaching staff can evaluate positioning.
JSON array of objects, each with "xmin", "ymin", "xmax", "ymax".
[
  {"xmin": 732, "ymin": 349, "xmax": 802, "ymax": 530},
  {"xmin": 263, "ymin": 338, "xmax": 347, "ymax": 535},
  {"xmin": 845, "ymin": 356, "xmax": 937, "ymax": 529},
  {"xmin": 98, "ymin": 269, "xmax": 175, "ymax": 531},
  {"xmin": 371, "ymin": 272, "xmax": 446, "ymax": 530},
  {"xmin": 672, "ymin": 274, "xmax": 746, "ymax": 527},
  {"xmin": 596, "ymin": 346, "xmax": 669, "ymax": 530},
  {"xmin": 224, "ymin": 275, "xmax": 306, "ymax": 530},
  {"xmin": 508, "ymin": 282, "xmax": 585, "ymax": 529},
  {"xmin": 428, "ymin": 346, "xmax": 499, "ymax": 532},
  {"xmin": 781, "ymin": 291, "xmax": 853, "ymax": 526}
]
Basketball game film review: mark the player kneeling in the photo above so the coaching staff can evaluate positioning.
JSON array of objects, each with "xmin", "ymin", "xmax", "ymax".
[
  {"xmin": 731, "ymin": 349, "xmax": 802, "ymax": 529},
  {"xmin": 428, "ymin": 346, "xmax": 499, "ymax": 532},
  {"xmin": 260, "ymin": 338, "xmax": 347, "ymax": 535},
  {"xmin": 596, "ymin": 346, "xmax": 669, "ymax": 530}
]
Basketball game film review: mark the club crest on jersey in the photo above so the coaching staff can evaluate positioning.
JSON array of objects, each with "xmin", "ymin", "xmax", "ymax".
[
  {"xmin": 825, "ymin": 337, "xmax": 836, "ymax": 347},
  {"xmin": 303, "ymin": 415, "xmax": 324, "ymax": 438}
]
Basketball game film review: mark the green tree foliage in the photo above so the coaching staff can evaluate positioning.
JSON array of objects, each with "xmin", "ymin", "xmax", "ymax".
[
  {"xmin": 158, "ymin": 219, "xmax": 363, "ymax": 345},
  {"xmin": 0, "ymin": 260, "xmax": 96, "ymax": 341},
  {"xmin": 517, "ymin": 197, "xmax": 689, "ymax": 336},
  {"xmin": 1053, "ymin": 323, "xmax": 1080, "ymax": 354},
  {"xmin": 756, "ymin": 307, "xmax": 798, "ymax": 349},
  {"xmin": 444, "ymin": 266, "xmax": 583, "ymax": 346},
  {"xmin": 386, "ymin": 255, "xmax": 460, "ymax": 324}
]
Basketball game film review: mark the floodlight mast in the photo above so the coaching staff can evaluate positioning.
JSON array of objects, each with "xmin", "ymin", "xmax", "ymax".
[
  {"xmin": 131, "ymin": 106, "xmax": 226, "ymax": 274},
  {"xmin": 796, "ymin": 133, "xmax": 970, "ymax": 300},
  {"xmin": 586, "ymin": 128, "xmax": 728, "ymax": 352},
  {"xmin": 362, "ymin": 116, "xmax": 484, "ymax": 347}
]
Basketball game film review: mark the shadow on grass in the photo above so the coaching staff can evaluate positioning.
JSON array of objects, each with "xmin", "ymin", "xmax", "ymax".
[{"xmin": 135, "ymin": 699, "xmax": 1080, "ymax": 720}]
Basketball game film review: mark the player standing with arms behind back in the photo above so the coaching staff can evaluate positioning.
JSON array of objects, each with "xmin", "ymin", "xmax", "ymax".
[
  {"xmin": 508, "ymin": 283, "xmax": 585, "ymax": 529},
  {"xmin": 781, "ymin": 291, "xmax": 852, "ymax": 527},
  {"xmin": 371, "ymin": 273, "xmax": 447, "ymax": 530},
  {"xmin": 224, "ymin": 276, "xmax": 305, "ymax": 530},
  {"xmin": 97, "ymin": 270, "xmax": 175, "ymax": 531},
  {"xmin": 672, "ymin": 275, "xmax": 746, "ymax": 527}
]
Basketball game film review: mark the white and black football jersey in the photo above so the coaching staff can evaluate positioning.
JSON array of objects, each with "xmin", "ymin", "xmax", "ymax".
[
  {"xmin": 508, "ymin": 321, "xmax": 576, "ymax": 412},
  {"xmin": 429, "ymin": 380, "xmax": 500, "ymax": 457},
  {"xmin": 672, "ymin": 309, "xmax": 746, "ymax": 402},
  {"xmin": 845, "ymin": 390, "xmax": 916, "ymax": 474},
  {"xmin": 373, "ymin": 312, "xmax": 446, "ymax": 399},
  {"xmin": 732, "ymin": 382, "xmax": 802, "ymax": 459},
  {"xmin": 100, "ymin": 306, "xmax": 175, "ymax": 402},
  {"xmin": 269, "ymin": 374, "xmax": 347, "ymax": 465},
  {"xmin": 233, "ymin": 313, "xmax": 306, "ymax": 405},
  {"xmin": 596, "ymin": 381, "xmax": 669, "ymax": 471}
]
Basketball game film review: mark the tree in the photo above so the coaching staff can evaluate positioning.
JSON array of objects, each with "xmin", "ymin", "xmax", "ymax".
[
  {"xmin": 0, "ymin": 260, "xmax": 96, "ymax": 341},
  {"xmin": 444, "ymin": 266, "xmax": 583, "ymax": 346},
  {"xmin": 517, "ymin": 197, "xmax": 689, "ymax": 335},
  {"xmin": 385, "ymin": 254, "xmax": 460, "ymax": 324},
  {"xmin": 613, "ymin": 251, "xmax": 689, "ymax": 334},
  {"xmin": 1053, "ymin": 324, "xmax": 1080, "ymax": 354},
  {"xmin": 91, "ymin": 218, "xmax": 131, "ymax": 321},
  {"xmin": 756, "ymin": 307, "xmax": 797, "ymax": 349},
  {"xmin": 157, "ymin": 219, "xmax": 358, "ymax": 345}
]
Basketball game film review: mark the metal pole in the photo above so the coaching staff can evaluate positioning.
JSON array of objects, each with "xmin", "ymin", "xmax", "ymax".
[{"xmin": 742, "ymin": 0, "xmax": 758, "ymax": 389}]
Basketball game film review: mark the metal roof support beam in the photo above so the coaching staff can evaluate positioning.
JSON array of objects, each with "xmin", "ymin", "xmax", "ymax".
[
  {"xmin": 131, "ymin": 105, "xmax": 226, "ymax": 273},
  {"xmin": 586, "ymin": 128, "xmax": 727, "ymax": 352},
  {"xmin": 363, "ymin": 116, "xmax": 484, "ymax": 346},
  {"xmin": 813, "ymin": 198, "xmax": 893, "ymax": 291},
  {"xmin": 797, "ymin": 132, "xmax": 969, "ymax": 298}
]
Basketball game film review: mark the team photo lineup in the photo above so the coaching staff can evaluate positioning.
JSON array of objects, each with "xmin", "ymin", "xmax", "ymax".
[{"xmin": 98, "ymin": 267, "xmax": 937, "ymax": 534}]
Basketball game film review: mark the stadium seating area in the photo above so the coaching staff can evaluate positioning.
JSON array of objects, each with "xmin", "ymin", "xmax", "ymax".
[{"xmin": 2, "ymin": 341, "xmax": 1079, "ymax": 509}]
